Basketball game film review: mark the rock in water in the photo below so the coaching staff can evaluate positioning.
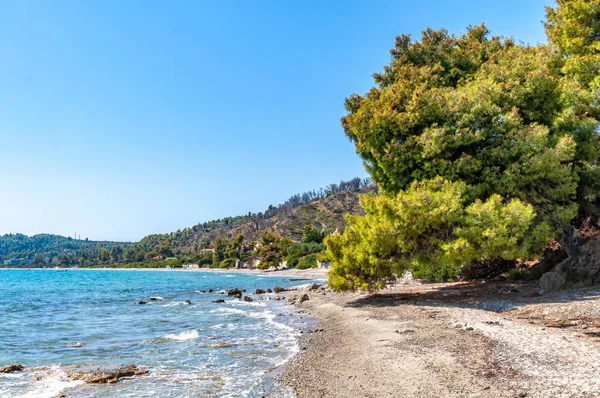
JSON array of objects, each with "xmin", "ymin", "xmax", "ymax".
[
  {"xmin": 274, "ymin": 286, "xmax": 287, "ymax": 293},
  {"xmin": 67, "ymin": 365, "xmax": 148, "ymax": 384},
  {"xmin": 183, "ymin": 300, "xmax": 192, "ymax": 305},
  {"xmin": 266, "ymin": 288, "xmax": 273, "ymax": 293},
  {"xmin": 298, "ymin": 294, "xmax": 310, "ymax": 303},
  {"xmin": 133, "ymin": 301, "xmax": 148, "ymax": 305},
  {"xmin": 255, "ymin": 289, "xmax": 266, "ymax": 294},
  {"xmin": 227, "ymin": 288, "xmax": 242, "ymax": 296},
  {"xmin": 243, "ymin": 296, "xmax": 254, "ymax": 302},
  {"xmin": 0, "ymin": 364, "xmax": 24, "ymax": 373},
  {"xmin": 539, "ymin": 271, "xmax": 566, "ymax": 291},
  {"xmin": 212, "ymin": 299, "xmax": 225, "ymax": 303}
]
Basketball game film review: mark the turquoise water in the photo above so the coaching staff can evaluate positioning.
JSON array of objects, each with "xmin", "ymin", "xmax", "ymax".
[{"xmin": 0, "ymin": 269, "xmax": 318, "ymax": 397}]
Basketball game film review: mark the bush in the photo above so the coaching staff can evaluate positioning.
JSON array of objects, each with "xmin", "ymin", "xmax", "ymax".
[
  {"xmin": 296, "ymin": 254, "xmax": 317, "ymax": 270},
  {"xmin": 326, "ymin": 178, "xmax": 542, "ymax": 290},
  {"xmin": 285, "ymin": 242, "xmax": 326, "ymax": 268}
]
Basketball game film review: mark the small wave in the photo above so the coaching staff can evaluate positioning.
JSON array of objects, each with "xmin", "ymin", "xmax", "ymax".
[
  {"xmin": 164, "ymin": 330, "xmax": 199, "ymax": 341},
  {"xmin": 16, "ymin": 366, "xmax": 84, "ymax": 398},
  {"xmin": 210, "ymin": 307, "xmax": 247, "ymax": 316},
  {"xmin": 229, "ymin": 300, "xmax": 265, "ymax": 307}
]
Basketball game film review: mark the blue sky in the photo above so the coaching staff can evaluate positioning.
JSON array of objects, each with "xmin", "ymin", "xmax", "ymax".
[{"xmin": 0, "ymin": 0, "xmax": 550, "ymax": 241}]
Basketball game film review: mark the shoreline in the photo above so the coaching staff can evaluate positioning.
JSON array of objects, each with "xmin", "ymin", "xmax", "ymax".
[
  {"xmin": 0, "ymin": 267, "xmax": 329, "ymax": 280},
  {"xmin": 279, "ymin": 280, "xmax": 600, "ymax": 397}
]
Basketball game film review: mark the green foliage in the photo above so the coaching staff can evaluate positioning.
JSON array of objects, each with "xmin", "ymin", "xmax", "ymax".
[
  {"xmin": 342, "ymin": 23, "xmax": 597, "ymax": 227},
  {"xmin": 212, "ymin": 237, "xmax": 228, "ymax": 266},
  {"xmin": 328, "ymin": 6, "xmax": 600, "ymax": 290},
  {"xmin": 0, "ymin": 233, "xmax": 131, "ymax": 267},
  {"xmin": 285, "ymin": 241, "xmax": 326, "ymax": 268},
  {"xmin": 327, "ymin": 178, "xmax": 541, "ymax": 290},
  {"xmin": 296, "ymin": 254, "xmax": 317, "ymax": 270},
  {"xmin": 545, "ymin": 0, "xmax": 600, "ymax": 91},
  {"xmin": 191, "ymin": 251, "xmax": 213, "ymax": 267},
  {"xmin": 302, "ymin": 225, "xmax": 326, "ymax": 244},
  {"xmin": 256, "ymin": 230, "xmax": 290, "ymax": 270}
]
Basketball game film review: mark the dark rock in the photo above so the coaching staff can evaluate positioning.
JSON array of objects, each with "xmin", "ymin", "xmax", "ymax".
[
  {"xmin": 149, "ymin": 297, "xmax": 163, "ymax": 301},
  {"xmin": 298, "ymin": 294, "xmax": 310, "ymax": 304},
  {"xmin": 243, "ymin": 296, "xmax": 254, "ymax": 302},
  {"xmin": 208, "ymin": 289, "xmax": 214, "ymax": 293},
  {"xmin": 227, "ymin": 288, "xmax": 243, "ymax": 296},
  {"xmin": 233, "ymin": 293, "xmax": 242, "ymax": 299},
  {"xmin": 0, "ymin": 364, "xmax": 24, "ymax": 373},
  {"xmin": 266, "ymin": 288, "xmax": 273, "ymax": 293},
  {"xmin": 196, "ymin": 290, "xmax": 206, "ymax": 294},
  {"xmin": 540, "ymin": 271, "xmax": 566, "ymax": 291},
  {"xmin": 183, "ymin": 300, "xmax": 192, "ymax": 305},
  {"xmin": 306, "ymin": 283, "xmax": 321, "ymax": 291},
  {"xmin": 255, "ymin": 289, "xmax": 266, "ymax": 295},
  {"xmin": 67, "ymin": 365, "xmax": 148, "ymax": 384},
  {"xmin": 274, "ymin": 286, "xmax": 287, "ymax": 293},
  {"xmin": 133, "ymin": 301, "xmax": 148, "ymax": 305},
  {"xmin": 212, "ymin": 299, "xmax": 225, "ymax": 303}
]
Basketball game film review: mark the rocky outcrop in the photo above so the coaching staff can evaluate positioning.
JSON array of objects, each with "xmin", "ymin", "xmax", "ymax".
[
  {"xmin": 557, "ymin": 235, "xmax": 600, "ymax": 285},
  {"xmin": 0, "ymin": 364, "xmax": 24, "ymax": 373},
  {"xmin": 212, "ymin": 299, "xmax": 225, "ymax": 303},
  {"xmin": 288, "ymin": 293, "xmax": 310, "ymax": 304},
  {"xmin": 298, "ymin": 293, "xmax": 310, "ymax": 303},
  {"xmin": 67, "ymin": 365, "xmax": 148, "ymax": 384},
  {"xmin": 274, "ymin": 286, "xmax": 287, "ymax": 293},
  {"xmin": 243, "ymin": 296, "xmax": 254, "ymax": 302},
  {"xmin": 306, "ymin": 283, "xmax": 321, "ymax": 291},
  {"xmin": 255, "ymin": 289, "xmax": 266, "ymax": 294},
  {"xmin": 540, "ymin": 271, "xmax": 566, "ymax": 291},
  {"xmin": 266, "ymin": 288, "xmax": 273, "ymax": 293}
]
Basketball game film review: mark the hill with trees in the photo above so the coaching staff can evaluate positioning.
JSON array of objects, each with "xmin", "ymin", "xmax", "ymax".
[
  {"xmin": 0, "ymin": 234, "xmax": 131, "ymax": 267},
  {"xmin": 0, "ymin": 177, "xmax": 373, "ymax": 268}
]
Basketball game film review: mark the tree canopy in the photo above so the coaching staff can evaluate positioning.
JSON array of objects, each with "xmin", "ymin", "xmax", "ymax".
[{"xmin": 328, "ymin": 1, "xmax": 600, "ymax": 290}]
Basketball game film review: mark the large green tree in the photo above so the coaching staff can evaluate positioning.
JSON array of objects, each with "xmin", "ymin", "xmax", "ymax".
[{"xmin": 328, "ymin": 3, "xmax": 600, "ymax": 290}]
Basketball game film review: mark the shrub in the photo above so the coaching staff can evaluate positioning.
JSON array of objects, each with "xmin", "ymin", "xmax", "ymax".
[
  {"xmin": 296, "ymin": 254, "xmax": 317, "ymax": 270},
  {"xmin": 326, "ymin": 178, "xmax": 542, "ymax": 290}
]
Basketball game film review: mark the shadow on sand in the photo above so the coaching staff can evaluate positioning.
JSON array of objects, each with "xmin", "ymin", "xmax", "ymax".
[{"xmin": 344, "ymin": 281, "xmax": 600, "ymax": 313}]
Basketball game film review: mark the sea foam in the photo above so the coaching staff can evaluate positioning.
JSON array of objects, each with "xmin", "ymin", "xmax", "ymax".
[{"xmin": 164, "ymin": 330, "xmax": 199, "ymax": 341}]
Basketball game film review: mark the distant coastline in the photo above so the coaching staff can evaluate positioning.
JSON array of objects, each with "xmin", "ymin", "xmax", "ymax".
[{"xmin": 0, "ymin": 266, "xmax": 329, "ymax": 280}]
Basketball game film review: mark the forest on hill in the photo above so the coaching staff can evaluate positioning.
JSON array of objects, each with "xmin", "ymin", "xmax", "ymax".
[
  {"xmin": 0, "ymin": 177, "xmax": 372, "ymax": 268},
  {"xmin": 0, "ymin": 234, "xmax": 131, "ymax": 266}
]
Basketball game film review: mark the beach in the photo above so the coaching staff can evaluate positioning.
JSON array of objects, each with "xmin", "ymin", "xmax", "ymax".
[{"xmin": 280, "ymin": 279, "xmax": 600, "ymax": 398}]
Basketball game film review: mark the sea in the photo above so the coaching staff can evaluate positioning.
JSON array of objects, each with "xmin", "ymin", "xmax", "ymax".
[{"xmin": 0, "ymin": 269, "xmax": 321, "ymax": 397}]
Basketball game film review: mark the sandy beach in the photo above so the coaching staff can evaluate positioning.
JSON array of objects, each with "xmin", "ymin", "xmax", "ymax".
[{"xmin": 280, "ymin": 279, "xmax": 600, "ymax": 398}]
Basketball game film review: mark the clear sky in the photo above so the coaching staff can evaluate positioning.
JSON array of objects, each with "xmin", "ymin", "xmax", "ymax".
[{"xmin": 0, "ymin": 0, "xmax": 551, "ymax": 242}]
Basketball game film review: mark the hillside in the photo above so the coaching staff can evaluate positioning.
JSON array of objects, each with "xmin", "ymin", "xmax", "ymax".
[
  {"xmin": 177, "ymin": 185, "xmax": 376, "ymax": 252},
  {"xmin": 0, "ymin": 178, "xmax": 374, "ymax": 267},
  {"xmin": 0, "ymin": 233, "xmax": 131, "ymax": 264}
]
